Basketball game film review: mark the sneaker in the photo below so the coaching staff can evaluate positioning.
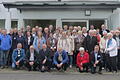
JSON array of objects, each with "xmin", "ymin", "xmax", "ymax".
[
  {"xmin": 69, "ymin": 65, "xmax": 72, "ymax": 68},
  {"xmin": 0, "ymin": 66, "xmax": 5, "ymax": 69}
]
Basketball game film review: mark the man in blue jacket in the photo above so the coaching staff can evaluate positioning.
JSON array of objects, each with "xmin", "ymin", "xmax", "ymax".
[
  {"xmin": 0, "ymin": 29, "xmax": 12, "ymax": 69},
  {"xmin": 53, "ymin": 47, "xmax": 69, "ymax": 71},
  {"xmin": 12, "ymin": 43, "xmax": 25, "ymax": 69}
]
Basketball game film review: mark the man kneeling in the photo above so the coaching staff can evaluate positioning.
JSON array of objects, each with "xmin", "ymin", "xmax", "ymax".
[
  {"xmin": 90, "ymin": 45, "xmax": 103, "ymax": 74},
  {"xmin": 25, "ymin": 45, "xmax": 39, "ymax": 71},
  {"xmin": 12, "ymin": 43, "xmax": 25, "ymax": 69},
  {"xmin": 53, "ymin": 47, "xmax": 69, "ymax": 71}
]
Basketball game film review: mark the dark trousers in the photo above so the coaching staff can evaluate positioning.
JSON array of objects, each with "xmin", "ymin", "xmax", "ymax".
[
  {"xmin": 8, "ymin": 49, "xmax": 13, "ymax": 66},
  {"xmin": 101, "ymin": 53, "xmax": 106, "ymax": 68},
  {"xmin": 91, "ymin": 62, "xmax": 103, "ymax": 73},
  {"xmin": 105, "ymin": 54, "xmax": 117, "ymax": 72},
  {"xmin": 117, "ymin": 49, "xmax": 120, "ymax": 70},
  {"xmin": 73, "ymin": 50, "xmax": 79, "ymax": 66},
  {"xmin": 79, "ymin": 63, "xmax": 89, "ymax": 72},
  {"xmin": 39, "ymin": 60, "xmax": 52, "ymax": 71},
  {"xmin": 105, "ymin": 54, "xmax": 111, "ymax": 71},
  {"xmin": 0, "ymin": 50, "xmax": 9, "ymax": 67},
  {"xmin": 26, "ymin": 61, "xmax": 38, "ymax": 71},
  {"xmin": 12, "ymin": 59, "xmax": 24, "ymax": 69},
  {"xmin": 54, "ymin": 61, "xmax": 68, "ymax": 71},
  {"xmin": 109, "ymin": 56, "xmax": 117, "ymax": 72}
]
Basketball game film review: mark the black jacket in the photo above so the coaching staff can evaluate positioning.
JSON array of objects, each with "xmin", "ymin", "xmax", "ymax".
[
  {"xmin": 83, "ymin": 35, "xmax": 98, "ymax": 54},
  {"xmin": 25, "ymin": 36, "xmax": 34, "ymax": 49},
  {"xmin": 38, "ymin": 48, "xmax": 52, "ymax": 62},
  {"xmin": 100, "ymin": 29, "xmax": 110, "ymax": 37},
  {"xmin": 16, "ymin": 35, "xmax": 27, "ymax": 50},
  {"xmin": 26, "ymin": 50, "xmax": 39, "ymax": 63},
  {"xmin": 90, "ymin": 51, "xmax": 103, "ymax": 65}
]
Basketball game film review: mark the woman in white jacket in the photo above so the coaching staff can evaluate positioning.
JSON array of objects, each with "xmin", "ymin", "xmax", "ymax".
[
  {"xmin": 57, "ymin": 32, "xmax": 71, "ymax": 54},
  {"xmin": 105, "ymin": 33, "xmax": 118, "ymax": 73}
]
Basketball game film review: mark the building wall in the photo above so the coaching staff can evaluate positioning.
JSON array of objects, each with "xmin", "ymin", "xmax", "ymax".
[
  {"xmin": 108, "ymin": 8, "xmax": 120, "ymax": 30},
  {"xmin": 0, "ymin": 0, "xmax": 120, "ymax": 31},
  {"xmin": 21, "ymin": 9, "xmax": 112, "ymax": 19}
]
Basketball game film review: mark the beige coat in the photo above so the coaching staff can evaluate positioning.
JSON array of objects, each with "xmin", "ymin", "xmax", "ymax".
[
  {"xmin": 57, "ymin": 37, "xmax": 71, "ymax": 53},
  {"xmin": 99, "ymin": 37, "xmax": 107, "ymax": 53},
  {"xmin": 68, "ymin": 36, "xmax": 75, "ymax": 55}
]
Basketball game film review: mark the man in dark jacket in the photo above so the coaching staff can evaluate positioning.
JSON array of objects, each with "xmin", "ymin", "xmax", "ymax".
[
  {"xmin": 113, "ymin": 30, "xmax": 120, "ymax": 70},
  {"xmin": 38, "ymin": 44, "xmax": 52, "ymax": 72},
  {"xmin": 99, "ymin": 24, "xmax": 110, "ymax": 36},
  {"xmin": 83, "ymin": 30, "xmax": 98, "ymax": 54},
  {"xmin": 25, "ymin": 45, "xmax": 39, "ymax": 71},
  {"xmin": 16, "ymin": 30, "xmax": 27, "ymax": 50},
  {"xmin": 90, "ymin": 45, "xmax": 103, "ymax": 74}
]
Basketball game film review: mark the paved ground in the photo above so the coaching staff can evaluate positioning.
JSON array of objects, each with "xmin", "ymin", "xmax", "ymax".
[{"xmin": 0, "ymin": 68, "xmax": 120, "ymax": 80}]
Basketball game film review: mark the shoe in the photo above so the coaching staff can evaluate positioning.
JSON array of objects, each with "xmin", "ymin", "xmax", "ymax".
[
  {"xmin": 91, "ymin": 71, "xmax": 96, "ymax": 74},
  {"xmin": 91, "ymin": 72, "xmax": 95, "ymax": 74},
  {"xmin": 112, "ymin": 71, "xmax": 117, "ymax": 74},
  {"xmin": 98, "ymin": 71, "xmax": 102, "ymax": 74},
  {"xmin": 0, "ymin": 66, "xmax": 5, "ymax": 69},
  {"xmin": 28, "ymin": 69, "xmax": 31, "ymax": 71}
]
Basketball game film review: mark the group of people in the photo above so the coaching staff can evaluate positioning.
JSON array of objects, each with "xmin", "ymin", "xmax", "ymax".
[{"xmin": 0, "ymin": 24, "xmax": 120, "ymax": 74}]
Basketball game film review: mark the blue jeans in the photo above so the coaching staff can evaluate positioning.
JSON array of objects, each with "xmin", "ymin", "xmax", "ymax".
[
  {"xmin": 0, "ymin": 50, "xmax": 9, "ymax": 66},
  {"xmin": 69, "ymin": 55, "xmax": 73, "ymax": 66}
]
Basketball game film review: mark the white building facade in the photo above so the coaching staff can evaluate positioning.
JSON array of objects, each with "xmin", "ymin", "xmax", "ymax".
[{"xmin": 0, "ymin": 0, "xmax": 120, "ymax": 31}]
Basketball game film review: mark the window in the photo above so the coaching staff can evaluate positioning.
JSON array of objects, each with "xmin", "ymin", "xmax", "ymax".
[
  {"xmin": 89, "ymin": 20, "xmax": 105, "ymax": 29},
  {"xmin": 0, "ymin": 20, "xmax": 5, "ymax": 29},
  {"xmin": 11, "ymin": 20, "xmax": 18, "ymax": 28}
]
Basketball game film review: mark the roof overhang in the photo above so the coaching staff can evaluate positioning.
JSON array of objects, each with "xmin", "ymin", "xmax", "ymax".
[{"xmin": 3, "ymin": 1, "xmax": 120, "ymax": 10}]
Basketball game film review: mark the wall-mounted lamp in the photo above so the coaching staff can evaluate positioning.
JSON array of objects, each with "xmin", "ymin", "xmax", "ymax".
[{"xmin": 85, "ymin": 10, "xmax": 91, "ymax": 16}]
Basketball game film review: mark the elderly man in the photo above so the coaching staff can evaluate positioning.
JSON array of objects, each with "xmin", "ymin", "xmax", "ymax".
[
  {"xmin": 25, "ymin": 45, "xmax": 39, "ymax": 71},
  {"xmin": 0, "ymin": 29, "xmax": 12, "ymax": 69},
  {"xmin": 90, "ymin": 45, "xmax": 103, "ymax": 74},
  {"xmin": 100, "ymin": 24, "xmax": 110, "ymax": 36},
  {"xmin": 83, "ymin": 30, "xmax": 98, "ymax": 54},
  {"xmin": 43, "ymin": 28, "xmax": 49, "ymax": 40},
  {"xmin": 12, "ymin": 43, "xmax": 25, "ymax": 69},
  {"xmin": 76, "ymin": 47, "xmax": 89, "ymax": 73},
  {"xmin": 38, "ymin": 44, "xmax": 52, "ymax": 72},
  {"xmin": 53, "ymin": 47, "xmax": 69, "ymax": 71},
  {"xmin": 113, "ymin": 30, "xmax": 120, "ymax": 70},
  {"xmin": 105, "ymin": 33, "xmax": 118, "ymax": 73}
]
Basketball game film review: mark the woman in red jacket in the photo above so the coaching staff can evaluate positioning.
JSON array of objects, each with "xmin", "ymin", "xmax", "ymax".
[{"xmin": 77, "ymin": 47, "xmax": 90, "ymax": 72}]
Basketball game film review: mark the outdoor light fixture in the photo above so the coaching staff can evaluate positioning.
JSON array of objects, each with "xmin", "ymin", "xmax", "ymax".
[
  {"xmin": 85, "ymin": 10, "xmax": 91, "ymax": 16},
  {"xmin": 58, "ymin": 0, "xmax": 61, "ymax": 2}
]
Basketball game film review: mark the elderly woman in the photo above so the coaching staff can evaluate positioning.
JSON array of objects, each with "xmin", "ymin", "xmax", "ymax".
[
  {"xmin": 57, "ymin": 32, "xmax": 71, "ymax": 54},
  {"xmin": 67, "ymin": 31, "xmax": 75, "ymax": 68},
  {"xmin": 105, "ymin": 33, "xmax": 118, "ymax": 73},
  {"xmin": 74, "ymin": 31, "xmax": 85, "ymax": 65},
  {"xmin": 76, "ymin": 47, "xmax": 89, "ymax": 72},
  {"xmin": 74, "ymin": 31, "xmax": 85, "ymax": 52}
]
